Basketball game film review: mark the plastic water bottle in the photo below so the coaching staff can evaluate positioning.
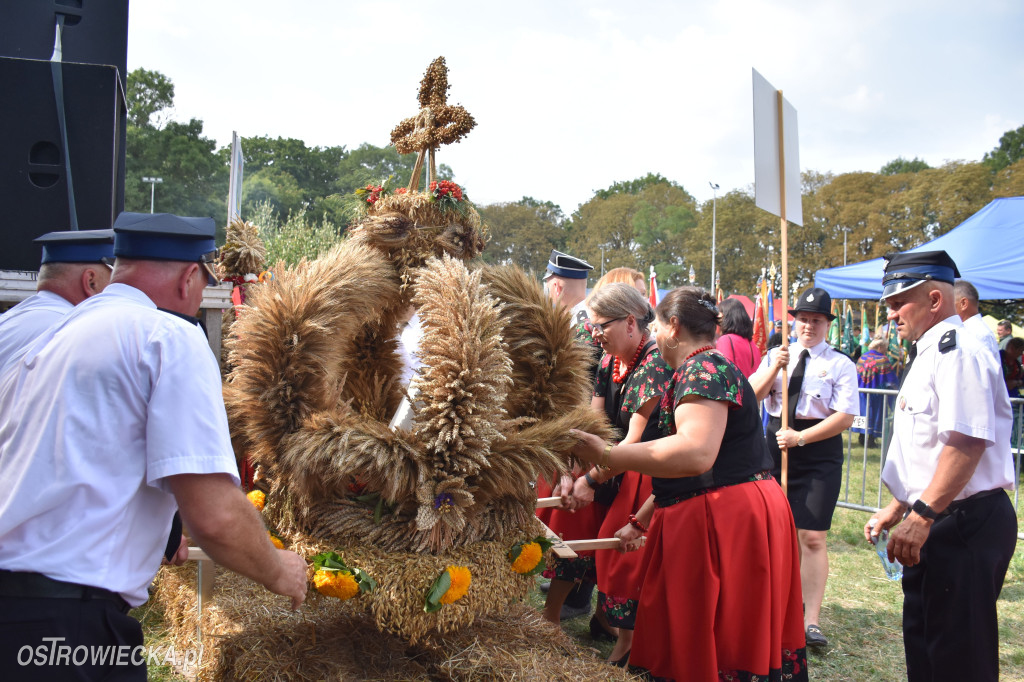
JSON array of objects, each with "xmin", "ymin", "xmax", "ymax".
[{"xmin": 868, "ymin": 520, "xmax": 903, "ymax": 581}]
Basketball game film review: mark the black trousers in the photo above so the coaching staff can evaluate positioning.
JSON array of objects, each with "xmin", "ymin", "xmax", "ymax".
[
  {"xmin": 902, "ymin": 491, "xmax": 1017, "ymax": 682},
  {"xmin": 0, "ymin": 595, "xmax": 145, "ymax": 682}
]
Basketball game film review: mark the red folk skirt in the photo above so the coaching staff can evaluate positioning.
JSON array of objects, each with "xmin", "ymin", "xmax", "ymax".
[
  {"xmin": 536, "ymin": 475, "xmax": 606, "ymax": 581},
  {"xmin": 630, "ymin": 479, "xmax": 808, "ymax": 682},
  {"xmin": 596, "ymin": 471, "xmax": 650, "ymax": 612}
]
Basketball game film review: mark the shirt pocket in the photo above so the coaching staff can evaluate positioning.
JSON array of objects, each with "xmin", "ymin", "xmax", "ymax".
[{"xmin": 803, "ymin": 373, "xmax": 834, "ymax": 406}]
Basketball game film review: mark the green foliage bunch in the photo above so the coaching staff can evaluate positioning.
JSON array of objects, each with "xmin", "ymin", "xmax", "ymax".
[{"xmin": 249, "ymin": 201, "xmax": 345, "ymax": 267}]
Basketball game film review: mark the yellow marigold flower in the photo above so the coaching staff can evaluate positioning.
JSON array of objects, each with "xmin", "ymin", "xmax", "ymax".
[
  {"xmin": 268, "ymin": 532, "xmax": 283, "ymax": 549},
  {"xmin": 510, "ymin": 541, "xmax": 543, "ymax": 574},
  {"xmin": 246, "ymin": 490, "xmax": 266, "ymax": 511},
  {"xmin": 440, "ymin": 565, "xmax": 471, "ymax": 604},
  {"xmin": 313, "ymin": 569, "xmax": 359, "ymax": 600}
]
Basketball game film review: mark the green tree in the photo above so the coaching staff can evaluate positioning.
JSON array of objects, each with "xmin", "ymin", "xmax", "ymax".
[
  {"xmin": 593, "ymin": 172, "xmax": 679, "ymax": 199},
  {"xmin": 478, "ymin": 197, "xmax": 565, "ymax": 274},
  {"xmin": 126, "ymin": 68, "xmax": 174, "ymax": 128},
  {"xmin": 334, "ymin": 143, "xmax": 454, "ymax": 195},
  {"xmin": 879, "ymin": 157, "xmax": 931, "ymax": 175},
  {"xmin": 982, "ymin": 124, "xmax": 1024, "ymax": 172},
  {"xmin": 125, "ymin": 69, "xmax": 227, "ymax": 227}
]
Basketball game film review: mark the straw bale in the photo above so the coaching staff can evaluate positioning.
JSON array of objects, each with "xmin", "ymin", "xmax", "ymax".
[{"xmin": 152, "ymin": 564, "xmax": 639, "ymax": 681}]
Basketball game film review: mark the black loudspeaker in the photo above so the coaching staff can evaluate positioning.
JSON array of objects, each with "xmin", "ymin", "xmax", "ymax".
[
  {"xmin": 0, "ymin": 2, "xmax": 129, "ymax": 85},
  {"xmin": 0, "ymin": 57, "xmax": 126, "ymax": 271}
]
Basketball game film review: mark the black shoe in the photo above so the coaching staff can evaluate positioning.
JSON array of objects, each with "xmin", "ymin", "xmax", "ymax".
[
  {"xmin": 609, "ymin": 649, "xmax": 630, "ymax": 667},
  {"xmin": 559, "ymin": 602, "xmax": 591, "ymax": 621},
  {"xmin": 857, "ymin": 433, "xmax": 866, "ymax": 445},
  {"xmin": 868, "ymin": 436, "xmax": 879, "ymax": 448},
  {"xmin": 805, "ymin": 624, "xmax": 828, "ymax": 648},
  {"xmin": 589, "ymin": 615, "xmax": 616, "ymax": 642},
  {"xmin": 538, "ymin": 580, "xmax": 550, "ymax": 594}
]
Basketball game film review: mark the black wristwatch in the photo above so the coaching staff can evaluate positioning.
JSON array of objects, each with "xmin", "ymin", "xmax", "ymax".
[
  {"xmin": 584, "ymin": 472, "xmax": 599, "ymax": 490},
  {"xmin": 911, "ymin": 499, "xmax": 939, "ymax": 520}
]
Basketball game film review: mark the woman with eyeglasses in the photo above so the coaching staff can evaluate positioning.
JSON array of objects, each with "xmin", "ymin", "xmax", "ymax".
[
  {"xmin": 571, "ymin": 286, "xmax": 807, "ymax": 681},
  {"xmin": 749, "ymin": 286, "xmax": 859, "ymax": 650},
  {"xmin": 568, "ymin": 283, "xmax": 672, "ymax": 666}
]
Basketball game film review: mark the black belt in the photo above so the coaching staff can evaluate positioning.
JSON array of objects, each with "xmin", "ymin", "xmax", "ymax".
[
  {"xmin": 0, "ymin": 570, "xmax": 130, "ymax": 614},
  {"xmin": 943, "ymin": 489, "xmax": 1006, "ymax": 516},
  {"xmin": 768, "ymin": 416, "xmax": 824, "ymax": 427}
]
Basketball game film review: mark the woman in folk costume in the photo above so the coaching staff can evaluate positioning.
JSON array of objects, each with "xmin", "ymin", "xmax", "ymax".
[
  {"xmin": 853, "ymin": 337, "xmax": 898, "ymax": 447},
  {"xmin": 750, "ymin": 287, "xmax": 859, "ymax": 649},
  {"xmin": 572, "ymin": 286, "xmax": 807, "ymax": 681},
  {"xmin": 568, "ymin": 283, "xmax": 672, "ymax": 665}
]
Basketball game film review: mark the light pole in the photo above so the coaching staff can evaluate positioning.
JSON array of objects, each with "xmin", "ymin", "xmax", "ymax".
[
  {"xmin": 709, "ymin": 182, "xmax": 719, "ymax": 291},
  {"xmin": 142, "ymin": 176, "xmax": 163, "ymax": 213}
]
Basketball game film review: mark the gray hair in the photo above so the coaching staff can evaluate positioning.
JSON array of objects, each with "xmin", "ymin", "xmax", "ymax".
[
  {"xmin": 953, "ymin": 279, "xmax": 979, "ymax": 306},
  {"xmin": 587, "ymin": 282, "xmax": 655, "ymax": 333}
]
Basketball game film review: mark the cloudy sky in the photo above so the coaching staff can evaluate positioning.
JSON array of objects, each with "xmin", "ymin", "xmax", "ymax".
[{"xmin": 128, "ymin": 0, "xmax": 1024, "ymax": 214}]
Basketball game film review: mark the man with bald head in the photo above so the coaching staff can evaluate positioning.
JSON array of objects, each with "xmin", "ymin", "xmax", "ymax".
[
  {"xmin": 0, "ymin": 213, "xmax": 307, "ymax": 681},
  {"xmin": 865, "ymin": 250, "xmax": 1016, "ymax": 682},
  {"xmin": 0, "ymin": 230, "xmax": 114, "ymax": 368}
]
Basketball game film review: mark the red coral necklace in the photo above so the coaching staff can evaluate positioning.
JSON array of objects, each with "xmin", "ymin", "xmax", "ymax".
[
  {"xmin": 684, "ymin": 345, "xmax": 715, "ymax": 363},
  {"xmin": 613, "ymin": 335, "xmax": 649, "ymax": 384}
]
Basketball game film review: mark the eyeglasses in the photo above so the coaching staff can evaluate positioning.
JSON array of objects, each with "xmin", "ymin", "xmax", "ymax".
[
  {"xmin": 198, "ymin": 250, "xmax": 219, "ymax": 286},
  {"xmin": 591, "ymin": 316, "xmax": 626, "ymax": 335}
]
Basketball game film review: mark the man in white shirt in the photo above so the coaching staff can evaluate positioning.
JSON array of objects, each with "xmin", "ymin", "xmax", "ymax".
[
  {"xmin": 0, "ymin": 213, "xmax": 307, "ymax": 681},
  {"xmin": 866, "ymin": 250, "xmax": 1016, "ymax": 682},
  {"xmin": 953, "ymin": 279, "xmax": 998, "ymax": 357},
  {"xmin": 0, "ymin": 229, "xmax": 114, "ymax": 369}
]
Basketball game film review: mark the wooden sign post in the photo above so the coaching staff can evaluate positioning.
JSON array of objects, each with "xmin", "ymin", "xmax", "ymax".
[{"xmin": 752, "ymin": 68, "xmax": 802, "ymax": 495}]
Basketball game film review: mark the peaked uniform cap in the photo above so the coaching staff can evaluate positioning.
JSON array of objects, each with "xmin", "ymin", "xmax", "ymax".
[
  {"xmin": 113, "ymin": 212, "xmax": 219, "ymax": 286},
  {"xmin": 789, "ymin": 287, "xmax": 836, "ymax": 321},
  {"xmin": 34, "ymin": 229, "xmax": 114, "ymax": 264},
  {"xmin": 880, "ymin": 250, "xmax": 961, "ymax": 300},
  {"xmin": 544, "ymin": 249, "xmax": 593, "ymax": 280}
]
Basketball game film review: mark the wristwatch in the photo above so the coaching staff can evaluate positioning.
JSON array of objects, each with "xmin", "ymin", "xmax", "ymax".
[
  {"xmin": 796, "ymin": 433, "xmax": 806, "ymax": 447},
  {"xmin": 911, "ymin": 499, "xmax": 939, "ymax": 520}
]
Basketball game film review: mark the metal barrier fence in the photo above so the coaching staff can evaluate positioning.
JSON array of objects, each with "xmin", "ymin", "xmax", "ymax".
[{"xmin": 837, "ymin": 388, "xmax": 1024, "ymax": 538}]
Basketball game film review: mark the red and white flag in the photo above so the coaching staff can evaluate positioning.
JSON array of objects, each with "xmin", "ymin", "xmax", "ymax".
[{"xmin": 649, "ymin": 266, "xmax": 659, "ymax": 307}]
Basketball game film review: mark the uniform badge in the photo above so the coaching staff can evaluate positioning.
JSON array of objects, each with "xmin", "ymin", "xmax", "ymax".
[
  {"xmin": 899, "ymin": 396, "xmax": 906, "ymax": 410},
  {"xmin": 818, "ymin": 370, "xmax": 827, "ymax": 377},
  {"xmin": 806, "ymin": 293, "xmax": 815, "ymax": 302},
  {"xmin": 939, "ymin": 330, "xmax": 957, "ymax": 354}
]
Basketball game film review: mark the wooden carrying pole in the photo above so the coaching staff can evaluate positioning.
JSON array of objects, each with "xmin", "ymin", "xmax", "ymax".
[{"xmin": 777, "ymin": 89, "xmax": 791, "ymax": 496}]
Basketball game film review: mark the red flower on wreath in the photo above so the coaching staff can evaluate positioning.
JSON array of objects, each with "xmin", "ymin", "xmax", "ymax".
[{"xmin": 430, "ymin": 180, "xmax": 464, "ymax": 202}]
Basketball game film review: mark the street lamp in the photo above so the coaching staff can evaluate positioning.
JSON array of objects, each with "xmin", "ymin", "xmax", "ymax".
[
  {"xmin": 709, "ymin": 182, "xmax": 720, "ymax": 290},
  {"xmin": 142, "ymin": 176, "xmax": 163, "ymax": 214}
]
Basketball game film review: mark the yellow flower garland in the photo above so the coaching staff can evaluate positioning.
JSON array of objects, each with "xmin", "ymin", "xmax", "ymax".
[
  {"xmin": 440, "ymin": 566, "xmax": 472, "ymax": 604},
  {"xmin": 313, "ymin": 570, "xmax": 360, "ymax": 600}
]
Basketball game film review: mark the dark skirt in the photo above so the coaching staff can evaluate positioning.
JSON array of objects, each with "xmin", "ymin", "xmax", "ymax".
[{"xmin": 767, "ymin": 417, "xmax": 843, "ymax": 531}]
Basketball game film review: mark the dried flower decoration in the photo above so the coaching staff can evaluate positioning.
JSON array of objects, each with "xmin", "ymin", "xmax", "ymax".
[
  {"xmin": 425, "ymin": 565, "xmax": 472, "ymax": 612},
  {"xmin": 508, "ymin": 536, "xmax": 553, "ymax": 575},
  {"xmin": 311, "ymin": 551, "xmax": 377, "ymax": 601}
]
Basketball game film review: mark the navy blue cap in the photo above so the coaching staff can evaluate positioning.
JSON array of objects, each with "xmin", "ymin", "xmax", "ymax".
[
  {"xmin": 34, "ymin": 229, "xmax": 115, "ymax": 264},
  {"xmin": 789, "ymin": 287, "xmax": 836, "ymax": 321},
  {"xmin": 544, "ymin": 249, "xmax": 593, "ymax": 280},
  {"xmin": 114, "ymin": 212, "xmax": 219, "ymax": 286},
  {"xmin": 880, "ymin": 250, "xmax": 960, "ymax": 300}
]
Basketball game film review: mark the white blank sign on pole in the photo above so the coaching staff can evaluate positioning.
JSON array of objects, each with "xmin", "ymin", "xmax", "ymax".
[{"xmin": 752, "ymin": 68, "xmax": 802, "ymax": 226}]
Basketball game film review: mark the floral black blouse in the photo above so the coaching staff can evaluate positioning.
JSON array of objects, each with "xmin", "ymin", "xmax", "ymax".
[{"xmin": 595, "ymin": 343, "xmax": 673, "ymax": 435}]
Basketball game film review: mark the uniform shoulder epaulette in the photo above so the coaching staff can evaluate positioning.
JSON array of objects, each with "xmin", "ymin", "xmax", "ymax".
[
  {"xmin": 828, "ymin": 346, "xmax": 854, "ymax": 362},
  {"xmin": 938, "ymin": 329, "xmax": 957, "ymax": 353},
  {"xmin": 573, "ymin": 309, "xmax": 588, "ymax": 325}
]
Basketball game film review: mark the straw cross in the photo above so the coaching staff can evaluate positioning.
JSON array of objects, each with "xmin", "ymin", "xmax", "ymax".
[{"xmin": 390, "ymin": 57, "xmax": 476, "ymax": 191}]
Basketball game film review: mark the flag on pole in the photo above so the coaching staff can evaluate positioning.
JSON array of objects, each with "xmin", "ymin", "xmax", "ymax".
[
  {"xmin": 827, "ymin": 299, "xmax": 841, "ymax": 347},
  {"xmin": 767, "ymin": 263, "xmax": 776, "ymax": 326},
  {"xmin": 860, "ymin": 303, "xmax": 871, "ymax": 349},
  {"xmin": 752, "ymin": 274, "xmax": 768, "ymax": 353},
  {"xmin": 715, "ymin": 271, "xmax": 723, "ymax": 304},
  {"xmin": 841, "ymin": 305, "xmax": 856, "ymax": 355},
  {"xmin": 649, "ymin": 266, "xmax": 659, "ymax": 308}
]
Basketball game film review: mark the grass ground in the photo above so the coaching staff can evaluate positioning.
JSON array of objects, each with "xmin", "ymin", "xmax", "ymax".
[{"xmin": 139, "ymin": 432, "xmax": 1024, "ymax": 680}]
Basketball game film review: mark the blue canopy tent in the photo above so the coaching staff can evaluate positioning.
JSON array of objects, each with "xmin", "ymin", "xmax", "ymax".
[{"xmin": 814, "ymin": 197, "xmax": 1024, "ymax": 300}]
